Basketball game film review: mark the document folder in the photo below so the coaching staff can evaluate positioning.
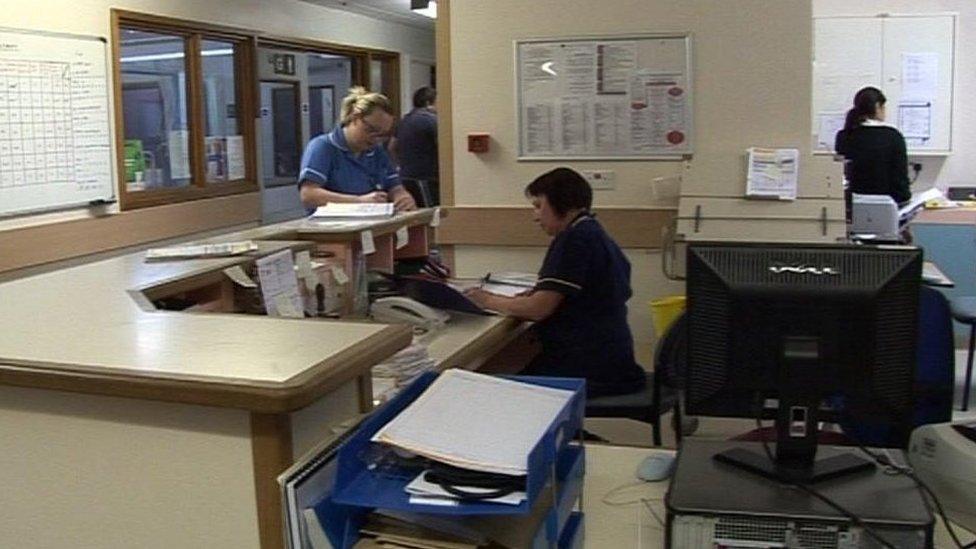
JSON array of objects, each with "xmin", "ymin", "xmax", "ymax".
[{"xmin": 401, "ymin": 277, "xmax": 492, "ymax": 315}]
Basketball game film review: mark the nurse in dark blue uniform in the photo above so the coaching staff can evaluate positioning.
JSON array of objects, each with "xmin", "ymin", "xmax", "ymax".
[{"xmin": 465, "ymin": 168, "xmax": 646, "ymax": 397}]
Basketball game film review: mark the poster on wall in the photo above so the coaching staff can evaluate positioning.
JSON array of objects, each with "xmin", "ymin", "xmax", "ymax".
[{"xmin": 516, "ymin": 34, "xmax": 693, "ymax": 159}]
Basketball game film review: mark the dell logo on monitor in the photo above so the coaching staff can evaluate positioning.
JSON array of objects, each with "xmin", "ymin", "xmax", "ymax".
[{"xmin": 768, "ymin": 264, "xmax": 840, "ymax": 276}]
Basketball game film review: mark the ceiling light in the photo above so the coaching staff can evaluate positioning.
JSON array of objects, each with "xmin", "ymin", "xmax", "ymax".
[{"xmin": 410, "ymin": 0, "xmax": 437, "ymax": 19}]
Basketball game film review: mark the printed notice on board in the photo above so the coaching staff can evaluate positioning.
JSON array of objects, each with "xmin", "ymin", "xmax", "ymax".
[
  {"xmin": 898, "ymin": 102, "xmax": 932, "ymax": 141},
  {"xmin": 746, "ymin": 148, "xmax": 799, "ymax": 201},
  {"xmin": 816, "ymin": 112, "xmax": 846, "ymax": 150},
  {"xmin": 517, "ymin": 36, "xmax": 692, "ymax": 158},
  {"xmin": 902, "ymin": 52, "xmax": 938, "ymax": 101}
]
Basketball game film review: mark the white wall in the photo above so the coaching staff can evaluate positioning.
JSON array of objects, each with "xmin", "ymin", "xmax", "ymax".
[
  {"xmin": 814, "ymin": 0, "xmax": 976, "ymax": 191},
  {"xmin": 0, "ymin": 0, "xmax": 434, "ymax": 232},
  {"xmin": 448, "ymin": 0, "xmax": 828, "ymax": 363}
]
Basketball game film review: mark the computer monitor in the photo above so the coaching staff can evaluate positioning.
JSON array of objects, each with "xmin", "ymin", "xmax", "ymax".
[{"xmin": 685, "ymin": 242, "xmax": 922, "ymax": 483}]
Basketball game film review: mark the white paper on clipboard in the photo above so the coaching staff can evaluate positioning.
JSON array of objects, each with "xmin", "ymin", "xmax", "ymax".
[{"xmin": 745, "ymin": 147, "xmax": 799, "ymax": 201}]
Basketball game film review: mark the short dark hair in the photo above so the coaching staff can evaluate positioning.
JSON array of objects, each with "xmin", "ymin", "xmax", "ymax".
[
  {"xmin": 412, "ymin": 86, "xmax": 437, "ymax": 108},
  {"xmin": 524, "ymin": 168, "xmax": 593, "ymax": 216}
]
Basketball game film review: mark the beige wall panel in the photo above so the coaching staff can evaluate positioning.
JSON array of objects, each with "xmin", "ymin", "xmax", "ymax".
[
  {"xmin": 449, "ymin": 0, "xmax": 835, "ymax": 206},
  {"xmin": 438, "ymin": 206, "xmax": 676, "ymax": 248},
  {"xmin": 0, "ymin": 386, "xmax": 259, "ymax": 549}
]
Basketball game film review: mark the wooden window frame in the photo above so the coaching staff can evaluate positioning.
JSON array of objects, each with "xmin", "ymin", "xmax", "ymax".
[
  {"xmin": 112, "ymin": 10, "xmax": 258, "ymax": 211},
  {"xmin": 259, "ymin": 79, "xmax": 303, "ymax": 188},
  {"xmin": 367, "ymin": 51, "xmax": 402, "ymax": 118},
  {"xmin": 257, "ymin": 36, "xmax": 401, "ymax": 119}
]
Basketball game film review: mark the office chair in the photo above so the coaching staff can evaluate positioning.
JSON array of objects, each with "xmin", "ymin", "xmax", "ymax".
[
  {"xmin": 584, "ymin": 314, "xmax": 687, "ymax": 447},
  {"xmin": 950, "ymin": 294, "xmax": 976, "ymax": 411}
]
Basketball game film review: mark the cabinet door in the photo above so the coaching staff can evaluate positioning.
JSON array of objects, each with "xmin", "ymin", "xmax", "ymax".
[
  {"xmin": 881, "ymin": 16, "xmax": 954, "ymax": 152},
  {"xmin": 812, "ymin": 17, "xmax": 883, "ymax": 151}
]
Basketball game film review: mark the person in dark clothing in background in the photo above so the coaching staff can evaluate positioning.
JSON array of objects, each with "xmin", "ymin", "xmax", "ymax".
[
  {"xmin": 390, "ymin": 87, "xmax": 439, "ymax": 206},
  {"xmin": 834, "ymin": 86, "xmax": 911, "ymax": 205}
]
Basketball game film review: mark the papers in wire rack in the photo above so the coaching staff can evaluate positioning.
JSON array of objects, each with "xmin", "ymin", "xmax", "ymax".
[
  {"xmin": 311, "ymin": 202, "xmax": 394, "ymax": 219},
  {"xmin": 370, "ymin": 369, "xmax": 575, "ymax": 476},
  {"xmin": 145, "ymin": 240, "xmax": 258, "ymax": 260},
  {"xmin": 745, "ymin": 147, "xmax": 799, "ymax": 200}
]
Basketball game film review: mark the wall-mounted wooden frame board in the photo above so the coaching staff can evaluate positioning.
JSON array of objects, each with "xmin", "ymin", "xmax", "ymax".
[{"xmin": 515, "ymin": 33, "xmax": 693, "ymax": 160}]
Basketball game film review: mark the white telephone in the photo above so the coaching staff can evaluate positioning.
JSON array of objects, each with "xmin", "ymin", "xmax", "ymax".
[{"xmin": 370, "ymin": 296, "xmax": 450, "ymax": 328}]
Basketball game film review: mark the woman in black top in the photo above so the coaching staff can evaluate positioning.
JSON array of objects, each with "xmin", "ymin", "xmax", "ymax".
[
  {"xmin": 834, "ymin": 87, "xmax": 910, "ymax": 204},
  {"xmin": 464, "ymin": 168, "xmax": 646, "ymax": 397}
]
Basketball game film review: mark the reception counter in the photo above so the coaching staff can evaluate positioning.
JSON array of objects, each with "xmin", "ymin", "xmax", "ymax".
[{"xmin": 0, "ymin": 211, "xmax": 526, "ymax": 549}]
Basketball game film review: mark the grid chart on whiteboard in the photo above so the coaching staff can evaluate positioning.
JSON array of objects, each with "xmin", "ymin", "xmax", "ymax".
[{"xmin": 0, "ymin": 58, "xmax": 109, "ymax": 192}]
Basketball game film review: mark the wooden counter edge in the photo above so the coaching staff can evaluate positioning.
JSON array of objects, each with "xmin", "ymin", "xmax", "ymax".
[
  {"xmin": 0, "ymin": 324, "xmax": 412, "ymax": 414},
  {"xmin": 434, "ymin": 316, "xmax": 527, "ymax": 371}
]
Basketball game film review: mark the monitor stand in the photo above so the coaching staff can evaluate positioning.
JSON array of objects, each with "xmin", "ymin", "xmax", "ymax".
[
  {"xmin": 714, "ymin": 392, "xmax": 875, "ymax": 484},
  {"xmin": 714, "ymin": 446, "xmax": 874, "ymax": 484}
]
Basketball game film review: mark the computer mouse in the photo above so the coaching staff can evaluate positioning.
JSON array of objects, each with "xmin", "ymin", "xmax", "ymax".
[{"xmin": 635, "ymin": 453, "xmax": 676, "ymax": 482}]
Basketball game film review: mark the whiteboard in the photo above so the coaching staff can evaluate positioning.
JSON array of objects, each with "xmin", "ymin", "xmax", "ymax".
[
  {"xmin": 516, "ymin": 34, "xmax": 693, "ymax": 160},
  {"xmin": 0, "ymin": 27, "xmax": 114, "ymax": 217},
  {"xmin": 813, "ymin": 15, "xmax": 955, "ymax": 154}
]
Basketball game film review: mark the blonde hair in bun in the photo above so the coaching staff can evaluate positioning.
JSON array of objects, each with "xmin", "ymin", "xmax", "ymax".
[{"xmin": 340, "ymin": 86, "xmax": 392, "ymax": 125}]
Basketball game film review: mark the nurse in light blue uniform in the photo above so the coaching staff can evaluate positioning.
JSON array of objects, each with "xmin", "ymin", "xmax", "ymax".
[{"xmin": 298, "ymin": 87, "xmax": 416, "ymax": 213}]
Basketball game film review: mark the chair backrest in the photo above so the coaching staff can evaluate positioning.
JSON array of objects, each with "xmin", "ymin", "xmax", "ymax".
[
  {"xmin": 654, "ymin": 312, "xmax": 688, "ymax": 390},
  {"xmin": 840, "ymin": 285, "xmax": 955, "ymax": 446}
]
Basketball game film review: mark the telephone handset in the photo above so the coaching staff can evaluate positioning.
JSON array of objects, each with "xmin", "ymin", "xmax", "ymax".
[{"xmin": 370, "ymin": 296, "xmax": 450, "ymax": 328}]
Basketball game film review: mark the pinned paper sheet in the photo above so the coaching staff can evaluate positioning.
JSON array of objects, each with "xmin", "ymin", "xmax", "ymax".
[
  {"xmin": 255, "ymin": 250, "xmax": 304, "ymax": 318},
  {"xmin": 331, "ymin": 265, "xmax": 350, "ymax": 285},
  {"xmin": 430, "ymin": 208, "xmax": 441, "ymax": 227},
  {"xmin": 223, "ymin": 265, "xmax": 257, "ymax": 288},
  {"xmin": 295, "ymin": 250, "xmax": 316, "ymax": 292},
  {"xmin": 395, "ymin": 226, "xmax": 409, "ymax": 250},
  {"xmin": 274, "ymin": 294, "xmax": 304, "ymax": 318},
  {"xmin": 361, "ymin": 230, "xmax": 376, "ymax": 255}
]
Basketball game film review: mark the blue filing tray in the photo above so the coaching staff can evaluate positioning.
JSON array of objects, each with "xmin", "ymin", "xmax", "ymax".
[
  {"xmin": 525, "ymin": 445, "xmax": 585, "ymax": 549},
  {"xmin": 314, "ymin": 370, "xmax": 586, "ymax": 548}
]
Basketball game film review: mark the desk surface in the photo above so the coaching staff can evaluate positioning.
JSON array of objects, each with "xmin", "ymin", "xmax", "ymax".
[
  {"xmin": 923, "ymin": 260, "xmax": 955, "ymax": 288},
  {"xmin": 583, "ymin": 444, "xmax": 975, "ymax": 548}
]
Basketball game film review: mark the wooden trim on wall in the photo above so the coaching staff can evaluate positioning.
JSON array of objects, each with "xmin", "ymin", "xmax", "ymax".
[
  {"xmin": 436, "ymin": 206, "xmax": 677, "ymax": 249},
  {"xmin": 436, "ymin": 0, "xmax": 454, "ymax": 206},
  {"xmin": 112, "ymin": 9, "xmax": 258, "ymax": 37},
  {"xmin": 113, "ymin": 9, "xmax": 260, "ymax": 211},
  {"xmin": 0, "ymin": 192, "xmax": 261, "ymax": 274},
  {"xmin": 250, "ymin": 412, "xmax": 293, "ymax": 549}
]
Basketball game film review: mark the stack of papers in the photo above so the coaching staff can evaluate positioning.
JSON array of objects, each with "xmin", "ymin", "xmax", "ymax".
[
  {"xmin": 144, "ymin": 240, "xmax": 258, "ymax": 260},
  {"xmin": 372, "ymin": 344, "xmax": 438, "ymax": 404},
  {"xmin": 745, "ymin": 147, "xmax": 799, "ymax": 201},
  {"xmin": 371, "ymin": 369, "xmax": 575, "ymax": 476},
  {"xmin": 311, "ymin": 202, "xmax": 395, "ymax": 219}
]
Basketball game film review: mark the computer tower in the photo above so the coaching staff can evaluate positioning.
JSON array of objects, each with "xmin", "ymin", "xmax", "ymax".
[{"xmin": 666, "ymin": 440, "xmax": 934, "ymax": 548}]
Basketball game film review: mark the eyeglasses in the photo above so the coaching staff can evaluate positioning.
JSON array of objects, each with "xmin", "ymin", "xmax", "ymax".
[{"xmin": 360, "ymin": 117, "xmax": 387, "ymax": 137}]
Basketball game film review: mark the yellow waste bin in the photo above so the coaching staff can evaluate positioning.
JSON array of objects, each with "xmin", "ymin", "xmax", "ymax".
[{"xmin": 650, "ymin": 295, "xmax": 686, "ymax": 338}]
